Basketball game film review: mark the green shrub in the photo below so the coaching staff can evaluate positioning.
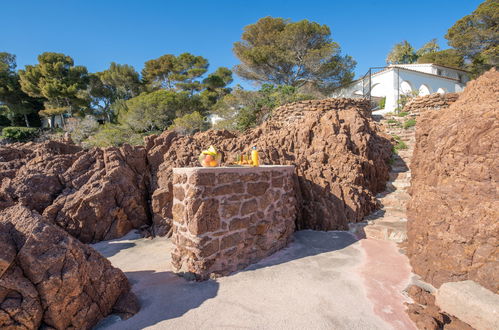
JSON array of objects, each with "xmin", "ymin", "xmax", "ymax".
[
  {"xmin": 386, "ymin": 119, "xmax": 399, "ymax": 124},
  {"xmin": 403, "ymin": 118, "xmax": 416, "ymax": 129},
  {"xmin": 393, "ymin": 140, "xmax": 408, "ymax": 153},
  {"xmin": 2, "ymin": 127, "xmax": 39, "ymax": 141},
  {"xmin": 397, "ymin": 112, "xmax": 409, "ymax": 117},
  {"xmin": 378, "ymin": 97, "xmax": 386, "ymax": 109},
  {"xmin": 65, "ymin": 116, "xmax": 100, "ymax": 143},
  {"xmin": 169, "ymin": 111, "xmax": 208, "ymax": 135},
  {"xmin": 83, "ymin": 124, "xmax": 154, "ymax": 148}
]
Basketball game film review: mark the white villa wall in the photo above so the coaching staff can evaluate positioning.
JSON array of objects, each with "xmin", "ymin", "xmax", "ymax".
[{"xmin": 332, "ymin": 64, "xmax": 467, "ymax": 112}]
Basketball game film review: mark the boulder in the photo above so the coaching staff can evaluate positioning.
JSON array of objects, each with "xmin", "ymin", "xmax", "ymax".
[
  {"xmin": 0, "ymin": 204, "xmax": 139, "ymax": 329},
  {"xmin": 407, "ymin": 68, "xmax": 499, "ymax": 293},
  {"xmin": 405, "ymin": 285, "xmax": 473, "ymax": 330},
  {"xmin": 436, "ymin": 281, "xmax": 499, "ymax": 330},
  {"xmin": 43, "ymin": 144, "xmax": 151, "ymax": 243},
  {"xmin": 0, "ymin": 140, "xmax": 151, "ymax": 243}
]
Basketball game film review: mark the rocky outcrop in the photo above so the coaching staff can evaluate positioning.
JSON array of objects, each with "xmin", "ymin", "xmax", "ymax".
[
  {"xmin": 0, "ymin": 204, "xmax": 139, "ymax": 329},
  {"xmin": 146, "ymin": 98, "xmax": 392, "ymax": 234},
  {"xmin": 43, "ymin": 144, "xmax": 151, "ymax": 243},
  {"xmin": 0, "ymin": 141, "xmax": 151, "ymax": 243},
  {"xmin": 403, "ymin": 93, "xmax": 459, "ymax": 113},
  {"xmin": 0, "ymin": 98, "xmax": 391, "ymax": 242},
  {"xmin": 407, "ymin": 69, "xmax": 499, "ymax": 293},
  {"xmin": 405, "ymin": 285, "xmax": 473, "ymax": 330}
]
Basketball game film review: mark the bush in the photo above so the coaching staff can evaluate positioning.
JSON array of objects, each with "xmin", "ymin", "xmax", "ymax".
[
  {"xmin": 378, "ymin": 97, "xmax": 386, "ymax": 109},
  {"xmin": 65, "ymin": 116, "xmax": 100, "ymax": 143},
  {"xmin": 2, "ymin": 126, "xmax": 39, "ymax": 141},
  {"xmin": 83, "ymin": 124, "xmax": 154, "ymax": 148},
  {"xmin": 393, "ymin": 140, "xmax": 408, "ymax": 153},
  {"xmin": 403, "ymin": 118, "xmax": 416, "ymax": 129},
  {"xmin": 397, "ymin": 111, "xmax": 409, "ymax": 117},
  {"xmin": 169, "ymin": 111, "xmax": 208, "ymax": 135}
]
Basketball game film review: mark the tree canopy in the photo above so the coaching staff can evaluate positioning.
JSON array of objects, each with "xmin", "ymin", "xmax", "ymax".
[
  {"xmin": 119, "ymin": 90, "xmax": 199, "ymax": 132},
  {"xmin": 89, "ymin": 62, "xmax": 142, "ymax": 121},
  {"xmin": 417, "ymin": 49, "xmax": 465, "ymax": 69},
  {"xmin": 0, "ymin": 52, "xmax": 42, "ymax": 126},
  {"xmin": 142, "ymin": 53, "xmax": 209, "ymax": 92},
  {"xmin": 445, "ymin": 0, "xmax": 498, "ymax": 75},
  {"xmin": 18, "ymin": 52, "xmax": 89, "ymax": 119},
  {"xmin": 386, "ymin": 41, "xmax": 419, "ymax": 64},
  {"xmin": 233, "ymin": 17, "xmax": 355, "ymax": 92}
]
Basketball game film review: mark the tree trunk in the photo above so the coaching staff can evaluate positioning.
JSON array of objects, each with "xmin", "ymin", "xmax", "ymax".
[
  {"xmin": 50, "ymin": 115, "xmax": 55, "ymax": 128},
  {"xmin": 24, "ymin": 114, "xmax": 30, "ymax": 127}
]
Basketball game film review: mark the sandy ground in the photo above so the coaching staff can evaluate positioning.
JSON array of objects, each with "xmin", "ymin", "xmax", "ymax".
[{"xmin": 92, "ymin": 230, "xmax": 415, "ymax": 330}]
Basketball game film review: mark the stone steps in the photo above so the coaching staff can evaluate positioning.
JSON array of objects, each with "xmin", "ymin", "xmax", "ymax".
[{"xmin": 356, "ymin": 113, "xmax": 416, "ymax": 243}]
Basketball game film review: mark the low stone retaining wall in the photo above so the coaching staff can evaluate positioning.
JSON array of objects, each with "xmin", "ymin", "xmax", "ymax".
[
  {"xmin": 403, "ymin": 93, "xmax": 459, "ymax": 113},
  {"xmin": 171, "ymin": 165, "xmax": 297, "ymax": 279}
]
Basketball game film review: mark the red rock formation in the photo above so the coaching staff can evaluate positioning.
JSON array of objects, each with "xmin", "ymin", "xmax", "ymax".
[
  {"xmin": 404, "ymin": 286, "xmax": 473, "ymax": 330},
  {"xmin": 146, "ymin": 98, "xmax": 392, "ymax": 234},
  {"xmin": 0, "ymin": 141, "xmax": 151, "ymax": 243},
  {"xmin": 0, "ymin": 98, "xmax": 391, "ymax": 242},
  {"xmin": 407, "ymin": 68, "xmax": 499, "ymax": 293},
  {"xmin": 0, "ymin": 204, "xmax": 139, "ymax": 329},
  {"xmin": 43, "ymin": 144, "xmax": 151, "ymax": 243}
]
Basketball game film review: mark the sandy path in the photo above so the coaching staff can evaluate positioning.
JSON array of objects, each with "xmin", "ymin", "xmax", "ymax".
[{"xmin": 93, "ymin": 230, "xmax": 413, "ymax": 330}]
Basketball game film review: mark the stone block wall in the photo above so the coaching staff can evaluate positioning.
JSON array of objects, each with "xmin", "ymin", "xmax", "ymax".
[
  {"xmin": 403, "ymin": 93, "xmax": 459, "ymax": 114},
  {"xmin": 270, "ymin": 98, "xmax": 371, "ymax": 126},
  {"xmin": 171, "ymin": 165, "xmax": 297, "ymax": 279}
]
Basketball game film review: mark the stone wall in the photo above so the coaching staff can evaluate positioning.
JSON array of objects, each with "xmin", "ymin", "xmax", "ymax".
[
  {"xmin": 171, "ymin": 166, "xmax": 296, "ymax": 279},
  {"xmin": 403, "ymin": 93, "xmax": 459, "ymax": 113},
  {"xmin": 270, "ymin": 98, "xmax": 371, "ymax": 126}
]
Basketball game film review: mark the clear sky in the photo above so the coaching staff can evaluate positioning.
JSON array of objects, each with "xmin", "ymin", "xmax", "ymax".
[{"xmin": 1, "ymin": 0, "xmax": 482, "ymax": 88}]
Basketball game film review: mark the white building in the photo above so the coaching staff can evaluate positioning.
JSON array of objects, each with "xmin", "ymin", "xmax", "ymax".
[{"xmin": 332, "ymin": 63, "xmax": 470, "ymax": 112}]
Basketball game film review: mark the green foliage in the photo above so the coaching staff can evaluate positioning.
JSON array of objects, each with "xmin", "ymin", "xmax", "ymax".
[
  {"xmin": 386, "ymin": 118, "xmax": 399, "ymax": 124},
  {"xmin": 2, "ymin": 126, "xmax": 39, "ymax": 141},
  {"xmin": 417, "ymin": 49, "xmax": 465, "ymax": 69},
  {"xmin": 393, "ymin": 140, "xmax": 408, "ymax": 153},
  {"xmin": 378, "ymin": 97, "xmax": 386, "ymax": 109},
  {"xmin": 213, "ymin": 84, "xmax": 312, "ymax": 131},
  {"xmin": 142, "ymin": 53, "xmax": 209, "ymax": 92},
  {"xmin": 403, "ymin": 118, "xmax": 416, "ymax": 129},
  {"xmin": 0, "ymin": 52, "xmax": 42, "ymax": 127},
  {"xmin": 386, "ymin": 41, "xmax": 418, "ymax": 64},
  {"xmin": 83, "ymin": 124, "xmax": 151, "ymax": 147},
  {"xmin": 200, "ymin": 67, "xmax": 233, "ymax": 108},
  {"xmin": 88, "ymin": 62, "xmax": 142, "ymax": 122},
  {"xmin": 233, "ymin": 16, "xmax": 355, "ymax": 92},
  {"xmin": 169, "ymin": 111, "xmax": 208, "ymax": 135},
  {"xmin": 416, "ymin": 39, "xmax": 440, "ymax": 57},
  {"xmin": 65, "ymin": 116, "xmax": 100, "ymax": 143},
  {"xmin": 119, "ymin": 90, "xmax": 201, "ymax": 132},
  {"xmin": 18, "ymin": 52, "xmax": 89, "ymax": 118},
  {"xmin": 445, "ymin": 0, "xmax": 499, "ymax": 75},
  {"xmin": 397, "ymin": 111, "xmax": 409, "ymax": 117}
]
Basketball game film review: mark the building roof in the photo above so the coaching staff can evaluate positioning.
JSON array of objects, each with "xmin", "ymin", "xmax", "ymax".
[{"xmin": 390, "ymin": 63, "xmax": 470, "ymax": 73}]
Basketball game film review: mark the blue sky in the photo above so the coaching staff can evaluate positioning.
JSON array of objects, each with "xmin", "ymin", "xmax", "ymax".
[{"xmin": 1, "ymin": 0, "xmax": 482, "ymax": 88}]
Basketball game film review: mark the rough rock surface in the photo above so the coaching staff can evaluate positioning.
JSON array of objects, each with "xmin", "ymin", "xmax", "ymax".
[
  {"xmin": 405, "ymin": 285, "xmax": 473, "ymax": 330},
  {"xmin": 436, "ymin": 281, "xmax": 499, "ymax": 330},
  {"xmin": 146, "ymin": 98, "xmax": 392, "ymax": 235},
  {"xmin": 407, "ymin": 69, "xmax": 499, "ymax": 293},
  {"xmin": 403, "ymin": 93, "xmax": 459, "ymax": 113},
  {"xmin": 0, "ymin": 141, "xmax": 151, "ymax": 243},
  {"xmin": 0, "ymin": 204, "xmax": 139, "ymax": 329},
  {"xmin": 0, "ymin": 98, "xmax": 391, "ymax": 241}
]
